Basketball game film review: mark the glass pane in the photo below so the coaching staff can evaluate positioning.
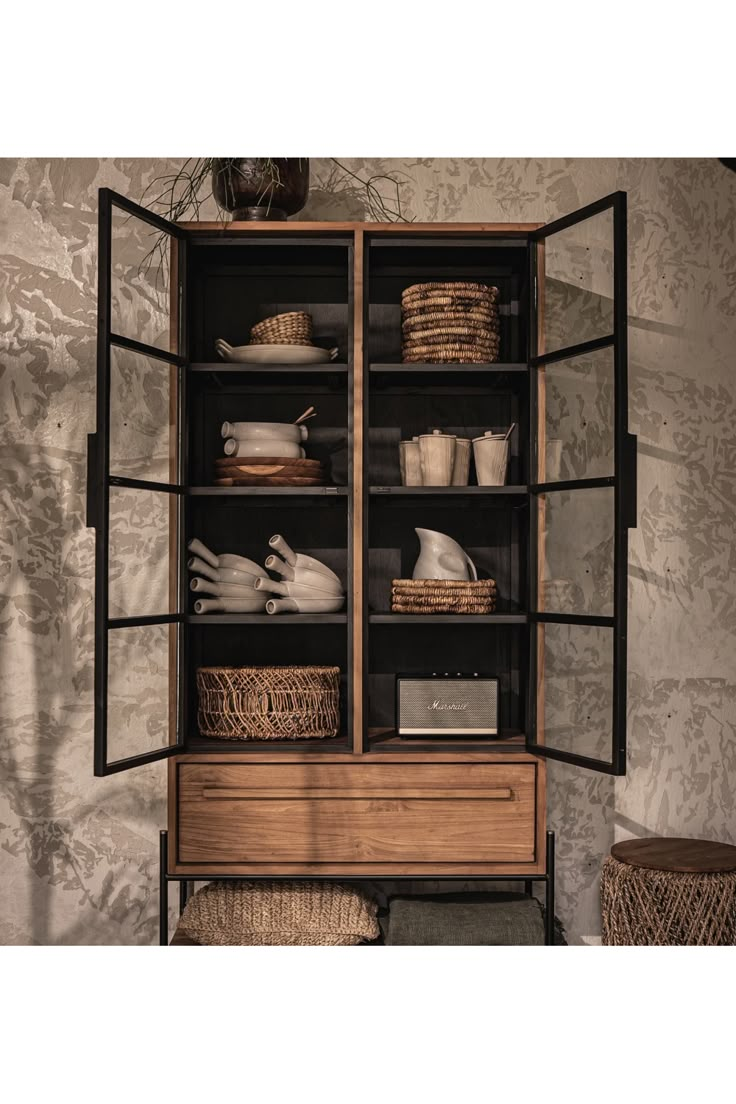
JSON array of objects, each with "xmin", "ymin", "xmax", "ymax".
[
  {"xmin": 541, "ymin": 623, "xmax": 613, "ymax": 764},
  {"xmin": 541, "ymin": 346, "xmax": 614, "ymax": 482},
  {"xmin": 539, "ymin": 487, "xmax": 613, "ymax": 615},
  {"xmin": 110, "ymin": 206, "xmax": 172, "ymax": 352},
  {"xmin": 107, "ymin": 624, "xmax": 175, "ymax": 761},
  {"xmin": 108, "ymin": 486, "xmax": 177, "ymax": 619},
  {"xmin": 110, "ymin": 346, "xmax": 176, "ymax": 483},
  {"xmin": 543, "ymin": 208, "xmax": 614, "ymax": 355}
]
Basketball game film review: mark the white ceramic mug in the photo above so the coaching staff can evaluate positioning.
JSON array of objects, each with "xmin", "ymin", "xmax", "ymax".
[{"xmin": 473, "ymin": 432, "xmax": 509, "ymax": 486}]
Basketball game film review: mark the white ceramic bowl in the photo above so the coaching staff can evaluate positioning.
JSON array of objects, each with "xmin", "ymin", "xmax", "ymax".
[
  {"xmin": 221, "ymin": 421, "xmax": 307, "ymax": 443},
  {"xmin": 223, "ymin": 438, "xmax": 305, "ymax": 460},
  {"xmin": 255, "ymin": 577, "xmax": 344, "ymax": 599},
  {"xmin": 190, "ymin": 578, "xmax": 261, "ymax": 598}
]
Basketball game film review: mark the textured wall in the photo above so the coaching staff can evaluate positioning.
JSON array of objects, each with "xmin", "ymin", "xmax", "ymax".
[{"xmin": 0, "ymin": 158, "xmax": 734, "ymax": 944}]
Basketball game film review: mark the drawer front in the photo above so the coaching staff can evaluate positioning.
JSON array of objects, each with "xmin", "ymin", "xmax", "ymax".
[{"xmin": 178, "ymin": 762, "xmax": 537, "ymax": 866}]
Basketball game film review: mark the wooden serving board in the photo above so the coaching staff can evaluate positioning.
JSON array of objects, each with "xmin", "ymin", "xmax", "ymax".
[
  {"xmin": 215, "ymin": 456, "xmax": 323, "ymax": 470},
  {"xmin": 214, "ymin": 462, "xmax": 325, "ymax": 478},
  {"xmin": 214, "ymin": 475, "xmax": 327, "ymax": 487}
]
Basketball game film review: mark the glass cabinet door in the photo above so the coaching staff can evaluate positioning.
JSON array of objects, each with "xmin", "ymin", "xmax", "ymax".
[
  {"xmin": 527, "ymin": 192, "xmax": 636, "ymax": 774},
  {"xmin": 87, "ymin": 189, "xmax": 187, "ymax": 775}
]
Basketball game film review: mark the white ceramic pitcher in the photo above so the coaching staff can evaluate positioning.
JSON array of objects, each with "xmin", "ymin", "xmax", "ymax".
[{"xmin": 412, "ymin": 528, "xmax": 477, "ymax": 581}]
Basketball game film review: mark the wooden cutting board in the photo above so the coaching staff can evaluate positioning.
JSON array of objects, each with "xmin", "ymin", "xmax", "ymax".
[
  {"xmin": 215, "ymin": 456, "xmax": 323, "ymax": 470},
  {"xmin": 215, "ymin": 463, "xmax": 325, "ymax": 479},
  {"xmin": 214, "ymin": 475, "xmax": 327, "ymax": 487}
]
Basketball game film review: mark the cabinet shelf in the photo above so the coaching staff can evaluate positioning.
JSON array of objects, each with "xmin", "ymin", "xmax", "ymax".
[
  {"xmin": 183, "ymin": 735, "xmax": 353, "ymax": 754},
  {"xmin": 189, "ymin": 362, "xmax": 349, "ymax": 374},
  {"xmin": 368, "ymin": 728, "xmax": 526, "ymax": 751},
  {"xmin": 187, "ymin": 486, "xmax": 348, "ymax": 497},
  {"xmin": 186, "ymin": 613, "xmax": 348, "ymax": 625},
  {"xmin": 369, "ymin": 485, "xmax": 528, "ymax": 497},
  {"xmin": 370, "ymin": 363, "xmax": 527, "ymax": 374},
  {"xmin": 369, "ymin": 613, "xmax": 528, "ymax": 624}
]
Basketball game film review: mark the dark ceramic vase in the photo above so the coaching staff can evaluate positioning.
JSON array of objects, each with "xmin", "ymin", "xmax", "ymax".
[{"xmin": 211, "ymin": 158, "xmax": 310, "ymax": 221}]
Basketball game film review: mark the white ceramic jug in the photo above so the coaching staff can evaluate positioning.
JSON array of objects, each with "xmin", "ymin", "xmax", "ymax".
[{"xmin": 412, "ymin": 528, "xmax": 478, "ymax": 581}]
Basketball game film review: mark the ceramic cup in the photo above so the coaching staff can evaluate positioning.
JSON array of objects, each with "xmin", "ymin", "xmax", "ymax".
[
  {"xmin": 419, "ymin": 430, "xmax": 455, "ymax": 486},
  {"xmin": 451, "ymin": 438, "xmax": 471, "ymax": 486},
  {"xmin": 545, "ymin": 438, "xmax": 563, "ymax": 482},
  {"xmin": 399, "ymin": 438, "xmax": 423, "ymax": 486},
  {"xmin": 473, "ymin": 431, "xmax": 509, "ymax": 486}
]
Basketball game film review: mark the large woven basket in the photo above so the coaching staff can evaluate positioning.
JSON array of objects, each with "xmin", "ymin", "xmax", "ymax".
[
  {"xmin": 400, "ymin": 282, "xmax": 500, "ymax": 364},
  {"xmin": 250, "ymin": 311, "xmax": 312, "ymax": 346},
  {"xmin": 197, "ymin": 665, "xmax": 340, "ymax": 740}
]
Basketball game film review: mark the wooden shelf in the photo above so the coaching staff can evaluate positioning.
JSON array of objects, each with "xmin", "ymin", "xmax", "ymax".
[
  {"xmin": 189, "ymin": 362, "xmax": 349, "ymax": 374},
  {"xmin": 369, "ymin": 613, "xmax": 528, "ymax": 624},
  {"xmin": 183, "ymin": 735, "xmax": 352, "ymax": 754},
  {"xmin": 186, "ymin": 614, "xmax": 347, "ymax": 625},
  {"xmin": 368, "ymin": 727, "xmax": 526, "ymax": 751},
  {"xmin": 187, "ymin": 486, "xmax": 347, "ymax": 497}
]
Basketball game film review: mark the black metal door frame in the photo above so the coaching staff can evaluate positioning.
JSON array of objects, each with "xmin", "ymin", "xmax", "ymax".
[
  {"xmin": 88, "ymin": 188, "xmax": 188, "ymax": 775},
  {"xmin": 526, "ymin": 191, "xmax": 637, "ymax": 775}
]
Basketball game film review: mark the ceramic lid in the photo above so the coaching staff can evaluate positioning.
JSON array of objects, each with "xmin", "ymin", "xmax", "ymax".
[
  {"xmin": 472, "ymin": 430, "xmax": 507, "ymax": 443},
  {"xmin": 419, "ymin": 429, "xmax": 455, "ymax": 440}
]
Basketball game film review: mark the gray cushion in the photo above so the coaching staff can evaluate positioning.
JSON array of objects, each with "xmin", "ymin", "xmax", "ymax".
[{"xmin": 385, "ymin": 892, "xmax": 545, "ymax": 945}]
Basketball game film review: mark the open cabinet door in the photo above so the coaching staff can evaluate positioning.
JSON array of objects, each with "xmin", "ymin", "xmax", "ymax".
[
  {"xmin": 527, "ymin": 192, "xmax": 636, "ymax": 775},
  {"xmin": 87, "ymin": 189, "xmax": 187, "ymax": 775}
]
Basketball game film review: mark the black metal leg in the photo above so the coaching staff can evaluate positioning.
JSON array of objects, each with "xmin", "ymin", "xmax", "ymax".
[
  {"xmin": 159, "ymin": 830, "xmax": 168, "ymax": 946},
  {"xmin": 524, "ymin": 880, "xmax": 533, "ymax": 896},
  {"xmin": 545, "ymin": 830, "xmax": 555, "ymax": 946},
  {"xmin": 179, "ymin": 880, "xmax": 189, "ymax": 914}
]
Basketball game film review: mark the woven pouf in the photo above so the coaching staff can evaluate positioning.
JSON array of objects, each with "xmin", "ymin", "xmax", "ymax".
[{"xmin": 601, "ymin": 838, "xmax": 736, "ymax": 946}]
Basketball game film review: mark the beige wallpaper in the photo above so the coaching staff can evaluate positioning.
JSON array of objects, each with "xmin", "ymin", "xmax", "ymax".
[{"xmin": 0, "ymin": 157, "xmax": 734, "ymax": 944}]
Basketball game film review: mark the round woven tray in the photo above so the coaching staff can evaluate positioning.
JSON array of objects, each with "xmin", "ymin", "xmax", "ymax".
[
  {"xmin": 402, "ymin": 281, "xmax": 496, "ymax": 298},
  {"xmin": 402, "ymin": 350, "xmax": 496, "ymax": 364},
  {"xmin": 391, "ymin": 601, "xmax": 496, "ymax": 614},
  {"xmin": 402, "ymin": 310, "xmax": 499, "ymax": 330},
  {"xmin": 197, "ymin": 665, "xmax": 340, "ymax": 741},
  {"xmin": 392, "ymin": 578, "xmax": 497, "ymax": 592}
]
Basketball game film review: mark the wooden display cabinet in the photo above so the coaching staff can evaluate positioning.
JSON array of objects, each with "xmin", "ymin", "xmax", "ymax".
[{"xmin": 87, "ymin": 189, "xmax": 636, "ymax": 944}]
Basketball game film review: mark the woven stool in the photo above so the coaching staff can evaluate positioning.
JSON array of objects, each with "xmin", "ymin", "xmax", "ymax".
[{"xmin": 601, "ymin": 837, "xmax": 736, "ymax": 945}]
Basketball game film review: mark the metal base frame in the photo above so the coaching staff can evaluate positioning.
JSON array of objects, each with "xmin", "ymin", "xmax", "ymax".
[{"xmin": 159, "ymin": 829, "xmax": 557, "ymax": 946}]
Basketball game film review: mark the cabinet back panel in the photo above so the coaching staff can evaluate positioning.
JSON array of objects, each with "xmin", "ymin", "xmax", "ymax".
[
  {"xmin": 367, "ymin": 624, "xmax": 525, "ymax": 733},
  {"xmin": 185, "ymin": 624, "xmax": 349, "ymax": 745},
  {"xmin": 188, "ymin": 243, "xmax": 350, "ymax": 363},
  {"xmin": 187, "ymin": 383, "xmax": 348, "ymax": 486}
]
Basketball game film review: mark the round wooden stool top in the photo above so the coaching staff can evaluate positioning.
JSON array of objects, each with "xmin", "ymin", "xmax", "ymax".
[{"xmin": 611, "ymin": 837, "xmax": 736, "ymax": 874}]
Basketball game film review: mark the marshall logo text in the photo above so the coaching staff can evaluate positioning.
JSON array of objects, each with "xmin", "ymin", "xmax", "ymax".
[{"xmin": 428, "ymin": 699, "xmax": 468, "ymax": 711}]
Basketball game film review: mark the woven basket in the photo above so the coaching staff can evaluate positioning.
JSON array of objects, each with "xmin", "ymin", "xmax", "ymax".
[
  {"xmin": 181, "ymin": 881, "xmax": 380, "ymax": 946},
  {"xmin": 250, "ymin": 311, "xmax": 312, "ymax": 345},
  {"xmin": 196, "ymin": 665, "xmax": 340, "ymax": 740}
]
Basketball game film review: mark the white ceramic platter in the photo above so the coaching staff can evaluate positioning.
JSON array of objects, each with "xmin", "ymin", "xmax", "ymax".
[{"xmin": 215, "ymin": 341, "xmax": 336, "ymax": 365}]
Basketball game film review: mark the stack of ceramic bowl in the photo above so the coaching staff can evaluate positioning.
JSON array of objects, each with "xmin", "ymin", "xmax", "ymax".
[
  {"xmin": 255, "ymin": 534, "xmax": 345, "ymax": 615},
  {"xmin": 187, "ymin": 538, "xmax": 268, "ymax": 614},
  {"xmin": 215, "ymin": 420, "xmax": 329, "ymax": 487},
  {"xmin": 401, "ymin": 281, "xmax": 500, "ymax": 364}
]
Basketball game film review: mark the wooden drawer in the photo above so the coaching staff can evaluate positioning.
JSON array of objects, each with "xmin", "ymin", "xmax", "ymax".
[{"xmin": 177, "ymin": 761, "xmax": 537, "ymax": 868}]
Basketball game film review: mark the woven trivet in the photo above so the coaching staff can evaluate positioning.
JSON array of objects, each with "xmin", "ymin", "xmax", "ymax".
[
  {"xmin": 402, "ymin": 281, "xmax": 497, "ymax": 299},
  {"xmin": 391, "ymin": 591, "xmax": 497, "ymax": 604},
  {"xmin": 403, "ymin": 322, "xmax": 500, "ymax": 340},
  {"xmin": 402, "ymin": 351, "xmax": 495, "ymax": 364},
  {"xmin": 402, "ymin": 342, "xmax": 499, "ymax": 359},
  {"xmin": 391, "ymin": 601, "xmax": 496, "ymax": 614},
  {"xmin": 392, "ymin": 578, "xmax": 497, "ymax": 591},
  {"xmin": 402, "ymin": 310, "xmax": 499, "ymax": 329},
  {"xmin": 402, "ymin": 328, "xmax": 499, "ymax": 346}
]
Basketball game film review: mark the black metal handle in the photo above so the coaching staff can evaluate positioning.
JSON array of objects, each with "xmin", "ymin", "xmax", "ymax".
[
  {"xmin": 623, "ymin": 432, "xmax": 638, "ymax": 529},
  {"xmin": 86, "ymin": 432, "xmax": 100, "ymax": 529}
]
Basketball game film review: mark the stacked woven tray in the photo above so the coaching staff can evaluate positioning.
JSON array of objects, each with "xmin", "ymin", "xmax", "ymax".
[
  {"xmin": 250, "ymin": 311, "xmax": 312, "ymax": 346},
  {"xmin": 401, "ymin": 282, "xmax": 500, "ymax": 364},
  {"xmin": 391, "ymin": 578, "xmax": 497, "ymax": 614}
]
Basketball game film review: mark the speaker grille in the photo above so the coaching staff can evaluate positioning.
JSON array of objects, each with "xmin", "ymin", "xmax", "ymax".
[{"xmin": 397, "ymin": 678, "xmax": 498, "ymax": 736}]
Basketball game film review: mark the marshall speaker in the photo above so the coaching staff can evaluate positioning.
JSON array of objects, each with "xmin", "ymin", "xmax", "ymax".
[{"xmin": 396, "ymin": 674, "xmax": 499, "ymax": 738}]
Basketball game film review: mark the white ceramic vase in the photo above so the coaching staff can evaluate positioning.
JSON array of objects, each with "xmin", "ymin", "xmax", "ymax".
[{"xmin": 412, "ymin": 528, "xmax": 477, "ymax": 581}]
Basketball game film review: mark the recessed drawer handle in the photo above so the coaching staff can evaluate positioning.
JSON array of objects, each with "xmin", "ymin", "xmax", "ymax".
[{"xmin": 200, "ymin": 787, "xmax": 515, "ymax": 801}]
